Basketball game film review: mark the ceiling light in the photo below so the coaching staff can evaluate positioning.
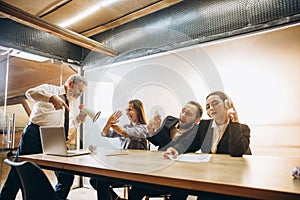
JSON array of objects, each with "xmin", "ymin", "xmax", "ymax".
[
  {"xmin": 0, "ymin": 46, "xmax": 49, "ymax": 62},
  {"xmin": 100, "ymin": 0, "xmax": 121, "ymax": 7},
  {"xmin": 58, "ymin": 0, "xmax": 122, "ymax": 27},
  {"xmin": 59, "ymin": 4, "xmax": 101, "ymax": 27},
  {"xmin": 11, "ymin": 51, "xmax": 49, "ymax": 62}
]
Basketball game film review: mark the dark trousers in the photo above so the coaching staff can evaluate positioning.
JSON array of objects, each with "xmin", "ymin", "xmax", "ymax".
[
  {"xmin": 89, "ymin": 178, "xmax": 123, "ymax": 200},
  {"xmin": 0, "ymin": 122, "xmax": 74, "ymax": 200},
  {"xmin": 54, "ymin": 171, "xmax": 74, "ymax": 199}
]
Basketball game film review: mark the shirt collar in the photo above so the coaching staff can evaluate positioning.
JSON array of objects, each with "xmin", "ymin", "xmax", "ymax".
[
  {"xmin": 211, "ymin": 120, "xmax": 218, "ymax": 128},
  {"xmin": 59, "ymin": 85, "xmax": 66, "ymax": 95},
  {"xmin": 211, "ymin": 119, "xmax": 229, "ymax": 128}
]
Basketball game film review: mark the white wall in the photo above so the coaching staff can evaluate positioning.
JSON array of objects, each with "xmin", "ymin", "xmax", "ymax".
[
  {"xmin": 203, "ymin": 24, "xmax": 300, "ymax": 153},
  {"xmin": 83, "ymin": 23, "xmax": 300, "ymax": 155}
]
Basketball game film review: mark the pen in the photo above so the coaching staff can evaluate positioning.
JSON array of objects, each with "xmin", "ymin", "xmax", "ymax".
[{"xmin": 105, "ymin": 153, "xmax": 128, "ymax": 157}]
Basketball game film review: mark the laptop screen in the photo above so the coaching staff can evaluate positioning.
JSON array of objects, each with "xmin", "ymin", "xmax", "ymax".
[{"xmin": 39, "ymin": 126, "xmax": 68, "ymax": 156}]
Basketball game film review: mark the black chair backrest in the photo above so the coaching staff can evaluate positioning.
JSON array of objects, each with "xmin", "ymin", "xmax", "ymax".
[{"xmin": 4, "ymin": 158, "xmax": 60, "ymax": 200}]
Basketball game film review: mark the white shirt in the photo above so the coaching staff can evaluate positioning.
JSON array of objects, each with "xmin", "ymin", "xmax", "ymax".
[
  {"xmin": 106, "ymin": 122, "xmax": 147, "ymax": 149},
  {"xmin": 26, "ymin": 84, "xmax": 79, "ymax": 128},
  {"xmin": 211, "ymin": 120, "xmax": 229, "ymax": 154}
]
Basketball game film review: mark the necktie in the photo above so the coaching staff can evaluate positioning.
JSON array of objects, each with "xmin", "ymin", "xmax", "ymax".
[{"xmin": 63, "ymin": 94, "xmax": 69, "ymax": 141}]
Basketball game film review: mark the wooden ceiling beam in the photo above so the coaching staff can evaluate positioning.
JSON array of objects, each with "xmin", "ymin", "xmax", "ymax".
[
  {"xmin": 82, "ymin": 0, "xmax": 183, "ymax": 37},
  {"xmin": 35, "ymin": 0, "xmax": 71, "ymax": 17},
  {"xmin": 0, "ymin": 1, "xmax": 118, "ymax": 57}
]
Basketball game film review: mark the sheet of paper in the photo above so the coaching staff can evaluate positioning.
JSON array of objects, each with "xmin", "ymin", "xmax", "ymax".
[{"xmin": 174, "ymin": 154, "xmax": 212, "ymax": 162}]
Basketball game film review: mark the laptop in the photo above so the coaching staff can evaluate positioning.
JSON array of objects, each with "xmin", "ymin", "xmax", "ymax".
[{"xmin": 39, "ymin": 126, "xmax": 90, "ymax": 157}]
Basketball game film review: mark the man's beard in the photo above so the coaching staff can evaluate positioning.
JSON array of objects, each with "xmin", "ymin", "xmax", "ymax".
[
  {"xmin": 178, "ymin": 120, "xmax": 195, "ymax": 130},
  {"xmin": 66, "ymin": 88, "xmax": 75, "ymax": 102}
]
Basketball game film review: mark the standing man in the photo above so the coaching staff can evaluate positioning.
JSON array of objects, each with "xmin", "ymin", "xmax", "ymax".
[{"xmin": 0, "ymin": 74, "xmax": 88, "ymax": 200}]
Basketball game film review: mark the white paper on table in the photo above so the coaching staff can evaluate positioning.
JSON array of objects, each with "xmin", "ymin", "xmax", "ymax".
[{"xmin": 168, "ymin": 153, "xmax": 212, "ymax": 162}]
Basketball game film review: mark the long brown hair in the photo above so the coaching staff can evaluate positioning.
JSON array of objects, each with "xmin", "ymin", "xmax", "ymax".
[{"xmin": 129, "ymin": 99, "xmax": 147, "ymax": 124}]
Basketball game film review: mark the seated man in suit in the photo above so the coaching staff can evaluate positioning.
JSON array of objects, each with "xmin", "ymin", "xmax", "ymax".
[
  {"xmin": 162, "ymin": 91, "xmax": 251, "ymax": 200},
  {"xmin": 163, "ymin": 91, "xmax": 251, "ymax": 159},
  {"xmin": 129, "ymin": 100, "xmax": 203, "ymax": 200}
]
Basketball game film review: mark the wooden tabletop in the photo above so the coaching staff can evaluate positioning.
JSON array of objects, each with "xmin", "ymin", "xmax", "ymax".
[{"xmin": 18, "ymin": 148, "xmax": 300, "ymax": 200}]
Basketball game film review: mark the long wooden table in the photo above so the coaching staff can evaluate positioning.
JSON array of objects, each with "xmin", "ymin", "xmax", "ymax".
[{"xmin": 18, "ymin": 148, "xmax": 300, "ymax": 200}]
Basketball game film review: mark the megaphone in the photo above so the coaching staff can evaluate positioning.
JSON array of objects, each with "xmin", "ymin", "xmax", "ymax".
[{"xmin": 79, "ymin": 104, "xmax": 101, "ymax": 122}]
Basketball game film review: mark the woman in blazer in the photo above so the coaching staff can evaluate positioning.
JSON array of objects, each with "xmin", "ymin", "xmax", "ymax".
[
  {"xmin": 164, "ymin": 91, "xmax": 251, "ymax": 158},
  {"xmin": 163, "ymin": 91, "xmax": 251, "ymax": 200}
]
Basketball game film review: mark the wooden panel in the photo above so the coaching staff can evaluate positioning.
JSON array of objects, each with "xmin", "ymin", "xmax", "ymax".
[
  {"xmin": 1, "ymin": 0, "xmax": 63, "ymax": 15},
  {"xmin": 1, "ymin": 57, "xmax": 76, "ymax": 101},
  {"xmin": 82, "ymin": 0, "xmax": 183, "ymax": 37},
  {"xmin": 1, "ymin": 0, "xmax": 183, "ymax": 37},
  {"xmin": 42, "ymin": 0, "xmax": 97, "ymax": 25},
  {"xmin": 42, "ymin": 0, "xmax": 160, "ymax": 33},
  {"xmin": 0, "ymin": 1, "xmax": 118, "ymax": 56}
]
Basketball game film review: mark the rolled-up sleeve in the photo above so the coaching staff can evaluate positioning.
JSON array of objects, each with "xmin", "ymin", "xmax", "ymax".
[
  {"xmin": 125, "ymin": 124, "xmax": 147, "ymax": 138},
  {"xmin": 25, "ymin": 84, "xmax": 57, "ymax": 102}
]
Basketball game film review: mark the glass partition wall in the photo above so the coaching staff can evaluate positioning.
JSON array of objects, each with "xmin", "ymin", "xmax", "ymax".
[{"xmin": 0, "ymin": 50, "xmax": 12, "ymax": 188}]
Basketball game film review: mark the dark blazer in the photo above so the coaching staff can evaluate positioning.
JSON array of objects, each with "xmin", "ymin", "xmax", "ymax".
[
  {"xmin": 147, "ymin": 116, "xmax": 200, "ymax": 154},
  {"xmin": 198, "ymin": 119, "xmax": 251, "ymax": 157},
  {"xmin": 147, "ymin": 116, "xmax": 251, "ymax": 157}
]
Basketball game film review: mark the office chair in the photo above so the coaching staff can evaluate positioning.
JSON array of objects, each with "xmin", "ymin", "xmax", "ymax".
[{"xmin": 4, "ymin": 158, "xmax": 60, "ymax": 200}]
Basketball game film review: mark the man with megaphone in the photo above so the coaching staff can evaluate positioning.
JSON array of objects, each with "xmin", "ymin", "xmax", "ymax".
[
  {"xmin": 0, "ymin": 74, "xmax": 88, "ymax": 200},
  {"xmin": 66, "ymin": 104, "xmax": 101, "ymax": 148},
  {"xmin": 79, "ymin": 104, "xmax": 101, "ymax": 122}
]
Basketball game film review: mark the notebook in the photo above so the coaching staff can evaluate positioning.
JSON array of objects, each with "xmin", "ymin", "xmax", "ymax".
[{"xmin": 39, "ymin": 126, "xmax": 90, "ymax": 157}]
